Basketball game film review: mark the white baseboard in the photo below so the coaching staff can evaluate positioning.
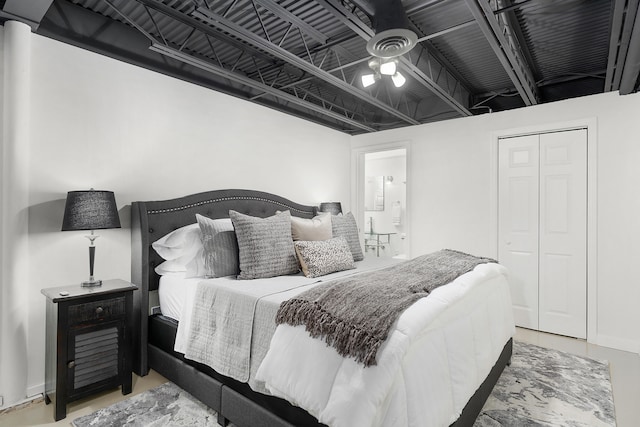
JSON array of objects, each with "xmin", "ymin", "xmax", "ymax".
[
  {"xmin": 0, "ymin": 392, "xmax": 43, "ymax": 413},
  {"xmin": 596, "ymin": 334, "xmax": 640, "ymax": 354},
  {"xmin": 27, "ymin": 383, "xmax": 44, "ymax": 399},
  {"xmin": 0, "ymin": 383, "xmax": 43, "ymax": 412}
]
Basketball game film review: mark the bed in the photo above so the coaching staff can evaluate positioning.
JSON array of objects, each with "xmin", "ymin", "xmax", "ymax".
[{"xmin": 131, "ymin": 189, "xmax": 514, "ymax": 427}]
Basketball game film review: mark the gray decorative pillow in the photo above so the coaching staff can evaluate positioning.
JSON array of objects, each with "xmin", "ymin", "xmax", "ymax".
[
  {"xmin": 330, "ymin": 212, "xmax": 364, "ymax": 261},
  {"xmin": 195, "ymin": 214, "xmax": 240, "ymax": 278},
  {"xmin": 294, "ymin": 237, "xmax": 355, "ymax": 278},
  {"xmin": 229, "ymin": 210, "xmax": 299, "ymax": 280}
]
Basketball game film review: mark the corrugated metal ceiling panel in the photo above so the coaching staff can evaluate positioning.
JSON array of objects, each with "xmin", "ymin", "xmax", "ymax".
[
  {"xmin": 516, "ymin": 0, "xmax": 612, "ymax": 83},
  {"xmin": 430, "ymin": 24, "xmax": 513, "ymax": 92},
  {"xmin": 52, "ymin": 0, "xmax": 629, "ymax": 133}
]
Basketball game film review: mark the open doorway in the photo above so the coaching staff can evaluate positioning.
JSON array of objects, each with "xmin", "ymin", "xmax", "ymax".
[{"xmin": 362, "ymin": 149, "xmax": 407, "ymax": 259}]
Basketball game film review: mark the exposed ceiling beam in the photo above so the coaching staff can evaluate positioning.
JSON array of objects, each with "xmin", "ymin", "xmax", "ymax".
[
  {"xmin": 253, "ymin": 0, "xmax": 327, "ymax": 45},
  {"xmin": 39, "ymin": 0, "xmax": 263, "ymax": 107},
  {"xmin": 102, "ymin": 0, "xmax": 375, "ymax": 132},
  {"xmin": 493, "ymin": 0, "xmax": 532, "ymax": 15},
  {"xmin": 497, "ymin": 0, "xmax": 539, "ymax": 81},
  {"xmin": 465, "ymin": 0, "xmax": 538, "ymax": 106},
  {"xmin": 149, "ymin": 43, "xmax": 376, "ymax": 132},
  {"xmin": 404, "ymin": 0, "xmax": 447, "ymax": 16},
  {"xmin": 135, "ymin": 0, "xmax": 280, "ymax": 68},
  {"xmin": 0, "ymin": 0, "xmax": 54, "ymax": 30},
  {"xmin": 605, "ymin": 0, "xmax": 640, "ymax": 92},
  {"xmin": 191, "ymin": 5, "xmax": 420, "ymax": 125},
  {"xmin": 416, "ymin": 20, "xmax": 476, "ymax": 42},
  {"xmin": 250, "ymin": 55, "xmax": 370, "ymax": 100},
  {"xmin": 620, "ymin": 1, "xmax": 640, "ymax": 94},
  {"xmin": 315, "ymin": 0, "xmax": 472, "ymax": 117}
]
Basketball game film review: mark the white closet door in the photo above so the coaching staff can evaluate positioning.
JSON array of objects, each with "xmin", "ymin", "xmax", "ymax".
[
  {"xmin": 498, "ymin": 135, "xmax": 540, "ymax": 330},
  {"xmin": 538, "ymin": 130, "xmax": 587, "ymax": 339}
]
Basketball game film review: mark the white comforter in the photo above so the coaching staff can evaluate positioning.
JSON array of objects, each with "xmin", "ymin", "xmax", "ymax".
[
  {"xmin": 255, "ymin": 263, "xmax": 515, "ymax": 427},
  {"xmin": 171, "ymin": 257, "xmax": 402, "ymax": 391}
]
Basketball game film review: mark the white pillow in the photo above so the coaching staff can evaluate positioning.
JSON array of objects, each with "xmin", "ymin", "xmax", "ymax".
[
  {"xmin": 155, "ymin": 260, "xmax": 188, "ymax": 275},
  {"xmin": 184, "ymin": 246, "xmax": 206, "ymax": 278},
  {"xmin": 154, "ymin": 249, "xmax": 207, "ymax": 277},
  {"xmin": 152, "ymin": 223, "xmax": 201, "ymax": 261},
  {"xmin": 152, "ymin": 223, "xmax": 205, "ymax": 276},
  {"xmin": 290, "ymin": 212, "xmax": 332, "ymax": 241}
]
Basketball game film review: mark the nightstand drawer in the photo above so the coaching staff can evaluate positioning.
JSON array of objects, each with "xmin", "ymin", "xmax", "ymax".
[{"xmin": 68, "ymin": 296, "xmax": 125, "ymax": 324}]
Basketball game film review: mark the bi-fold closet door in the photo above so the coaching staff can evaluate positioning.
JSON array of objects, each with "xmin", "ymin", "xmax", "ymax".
[{"xmin": 498, "ymin": 129, "xmax": 587, "ymax": 339}]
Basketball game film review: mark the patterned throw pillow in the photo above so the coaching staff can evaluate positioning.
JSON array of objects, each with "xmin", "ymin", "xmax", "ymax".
[
  {"xmin": 294, "ymin": 237, "xmax": 355, "ymax": 278},
  {"xmin": 195, "ymin": 214, "xmax": 239, "ymax": 278},
  {"xmin": 330, "ymin": 212, "xmax": 364, "ymax": 261},
  {"xmin": 229, "ymin": 210, "xmax": 299, "ymax": 280}
]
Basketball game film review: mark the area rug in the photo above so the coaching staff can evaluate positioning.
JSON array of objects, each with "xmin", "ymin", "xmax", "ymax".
[
  {"xmin": 71, "ymin": 382, "xmax": 223, "ymax": 427},
  {"xmin": 73, "ymin": 341, "xmax": 615, "ymax": 427},
  {"xmin": 474, "ymin": 341, "xmax": 616, "ymax": 427}
]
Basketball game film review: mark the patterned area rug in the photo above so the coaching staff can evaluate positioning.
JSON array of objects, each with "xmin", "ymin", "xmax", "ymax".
[
  {"xmin": 73, "ymin": 341, "xmax": 615, "ymax": 427},
  {"xmin": 71, "ymin": 382, "xmax": 223, "ymax": 427},
  {"xmin": 474, "ymin": 341, "xmax": 616, "ymax": 427}
]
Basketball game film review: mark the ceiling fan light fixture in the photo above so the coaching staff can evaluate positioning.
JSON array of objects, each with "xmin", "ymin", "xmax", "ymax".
[
  {"xmin": 362, "ymin": 72, "xmax": 379, "ymax": 88},
  {"xmin": 366, "ymin": 28, "xmax": 418, "ymax": 59},
  {"xmin": 379, "ymin": 60, "xmax": 397, "ymax": 76},
  {"xmin": 368, "ymin": 57, "xmax": 380, "ymax": 70},
  {"xmin": 391, "ymin": 71, "xmax": 406, "ymax": 88}
]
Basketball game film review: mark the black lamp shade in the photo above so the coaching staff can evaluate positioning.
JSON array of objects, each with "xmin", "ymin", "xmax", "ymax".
[
  {"xmin": 62, "ymin": 190, "xmax": 121, "ymax": 231},
  {"xmin": 319, "ymin": 202, "xmax": 343, "ymax": 215}
]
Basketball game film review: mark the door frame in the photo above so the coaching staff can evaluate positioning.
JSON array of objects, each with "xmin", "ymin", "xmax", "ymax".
[
  {"xmin": 489, "ymin": 118, "xmax": 597, "ymax": 343},
  {"xmin": 351, "ymin": 141, "xmax": 411, "ymax": 259}
]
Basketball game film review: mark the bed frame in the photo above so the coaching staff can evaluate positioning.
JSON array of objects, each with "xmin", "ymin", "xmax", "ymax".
[{"xmin": 131, "ymin": 189, "xmax": 512, "ymax": 427}]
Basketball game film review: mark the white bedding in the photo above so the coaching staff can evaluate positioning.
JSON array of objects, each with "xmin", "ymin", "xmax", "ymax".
[
  {"xmin": 256, "ymin": 263, "xmax": 515, "ymax": 427},
  {"xmin": 159, "ymin": 258, "xmax": 515, "ymax": 427},
  {"xmin": 158, "ymin": 257, "xmax": 401, "ymax": 323},
  {"xmin": 166, "ymin": 257, "xmax": 402, "ymax": 391},
  {"xmin": 157, "ymin": 273, "xmax": 201, "ymax": 321}
]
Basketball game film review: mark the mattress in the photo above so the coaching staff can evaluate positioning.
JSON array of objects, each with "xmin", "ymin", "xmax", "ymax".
[{"xmin": 158, "ymin": 273, "xmax": 201, "ymax": 321}]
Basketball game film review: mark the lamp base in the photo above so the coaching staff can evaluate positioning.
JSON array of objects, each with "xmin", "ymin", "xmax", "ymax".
[{"xmin": 81, "ymin": 279, "xmax": 102, "ymax": 288}]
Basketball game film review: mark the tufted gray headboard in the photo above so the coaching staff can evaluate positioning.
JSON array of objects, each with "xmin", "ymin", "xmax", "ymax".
[{"xmin": 130, "ymin": 189, "xmax": 318, "ymax": 375}]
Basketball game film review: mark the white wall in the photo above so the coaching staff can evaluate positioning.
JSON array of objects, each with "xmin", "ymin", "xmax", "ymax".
[
  {"xmin": 0, "ymin": 30, "xmax": 350, "ymax": 408},
  {"xmin": 352, "ymin": 91, "xmax": 640, "ymax": 354}
]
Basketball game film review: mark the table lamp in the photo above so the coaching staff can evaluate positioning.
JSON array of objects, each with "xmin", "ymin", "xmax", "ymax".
[
  {"xmin": 319, "ymin": 202, "xmax": 343, "ymax": 215},
  {"xmin": 61, "ymin": 189, "xmax": 121, "ymax": 287}
]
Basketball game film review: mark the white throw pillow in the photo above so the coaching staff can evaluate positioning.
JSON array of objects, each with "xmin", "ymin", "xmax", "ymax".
[{"xmin": 290, "ymin": 212, "xmax": 332, "ymax": 241}]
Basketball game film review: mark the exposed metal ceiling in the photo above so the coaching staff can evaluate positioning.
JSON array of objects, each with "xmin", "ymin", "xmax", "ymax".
[{"xmin": 3, "ymin": 0, "xmax": 640, "ymax": 134}]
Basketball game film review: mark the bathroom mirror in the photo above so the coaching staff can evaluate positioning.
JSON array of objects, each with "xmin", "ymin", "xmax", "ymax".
[{"xmin": 364, "ymin": 176, "xmax": 385, "ymax": 211}]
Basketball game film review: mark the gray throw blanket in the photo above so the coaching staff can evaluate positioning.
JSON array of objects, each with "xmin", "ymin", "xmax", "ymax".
[{"xmin": 276, "ymin": 249, "xmax": 496, "ymax": 366}]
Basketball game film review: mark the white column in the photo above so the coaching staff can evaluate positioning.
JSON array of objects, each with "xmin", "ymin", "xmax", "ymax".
[{"xmin": 0, "ymin": 20, "xmax": 31, "ymax": 409}]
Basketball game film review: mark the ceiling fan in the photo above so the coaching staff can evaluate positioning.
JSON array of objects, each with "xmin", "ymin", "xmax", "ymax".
[{"xmin": 355, "ymin": 0, "xmax": 418, "ymax": 88}]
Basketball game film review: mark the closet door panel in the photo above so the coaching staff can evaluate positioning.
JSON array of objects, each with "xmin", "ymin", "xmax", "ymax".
[
  {"xmin": 539, "ymin": 129, "xmax": 587, "ymax": 339},
  {"xmin": 498, "ymin": 135, "xmax": 539, "ymax": 330}
]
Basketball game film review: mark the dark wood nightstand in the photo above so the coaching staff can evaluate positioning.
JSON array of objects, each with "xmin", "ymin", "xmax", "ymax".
[{"xmin": 41, "ymin": 279, "xmax": 136, "ymax": 421}]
